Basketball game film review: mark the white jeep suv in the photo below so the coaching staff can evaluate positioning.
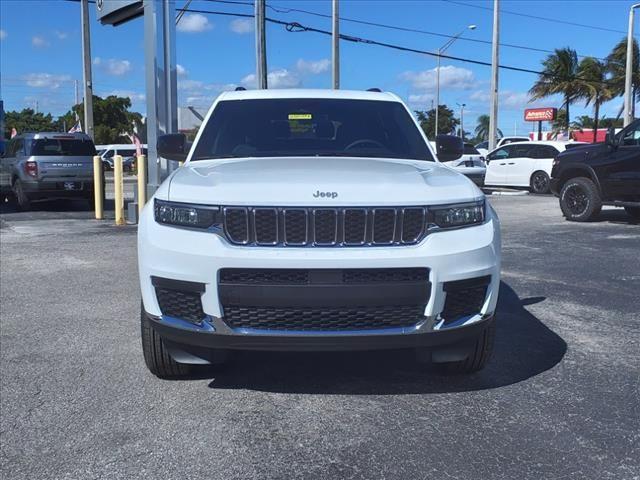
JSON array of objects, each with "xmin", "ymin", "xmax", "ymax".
[{"xmin": 138, "ymin": 89, "xmax": 501, "ymax": 378}]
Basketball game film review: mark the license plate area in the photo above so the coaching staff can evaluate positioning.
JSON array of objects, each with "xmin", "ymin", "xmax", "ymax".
[{"xmin": 63, "ymin": 181, "xmax": 81, "ymax": 190}]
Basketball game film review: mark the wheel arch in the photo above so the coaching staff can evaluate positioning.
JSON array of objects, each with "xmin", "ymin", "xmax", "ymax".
[{"xmin": 557, "ymin": 164, "xmax": 601, "ymax": 194}]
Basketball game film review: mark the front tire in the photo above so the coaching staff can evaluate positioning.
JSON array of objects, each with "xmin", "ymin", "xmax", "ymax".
[
  {"xmin": 12, "ymin": 179, "xmax": 31, "ymax": 211},
  {"xmin": 530, "ymin": 171, "xmax": 550, "ymax": 194},
  {"xmin": 141, "ymin": 306, "xmax": 191, "ymax": 379},
  {"xmin": 625, "ymin": 206, "xmax": 640, "ymax": 221},
  {"xmin": 559, "ymin": 177, "xmax": 602, "ymax": 222}
]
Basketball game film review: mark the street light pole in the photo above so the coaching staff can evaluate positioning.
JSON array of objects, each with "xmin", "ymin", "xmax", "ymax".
[
  {"xmin": 457, "ymin": 103, "xmax": 466, "ymax": 140},
  {"xmin": 434, "ymin": 24, "xmax": 476, "ymax": 138},
  {"xmin": 255, "ymin": 0, "xmax": 267, "ymax": 89},
  {"xmin": 80, "ymin": 0, "xmax": 94, "ymax": 140},
  {"xmin": 624, "ymin": 3, "xmax": 640, "ymax": 127},
  {"xmin": 332, "ymin": 0, "xmax": 339, "ymax": 89},
  {"xmin": 488, "ymin": 0, "xmax": 500, "ymax": 151}
]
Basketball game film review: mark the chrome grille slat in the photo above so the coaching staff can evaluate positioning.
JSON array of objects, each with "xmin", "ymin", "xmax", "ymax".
[{"xmin": 222, "ymin": 207, "xmax": 427, "ymax": 247}]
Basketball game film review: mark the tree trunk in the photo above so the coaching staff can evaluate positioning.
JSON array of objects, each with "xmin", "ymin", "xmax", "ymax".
[
  {"xmin": 593, "ymin": 99, "xmax": 599, "ymax": 144},
  {"xmin": 565, "ymin": 95, "xmax": 570, "ymax": 134}
]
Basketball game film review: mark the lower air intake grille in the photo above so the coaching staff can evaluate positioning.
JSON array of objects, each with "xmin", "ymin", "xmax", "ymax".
[
  {"xmin": 441, "ymin": 276, "xmax": 491, "ymax": 324},
  {"xmin": 223, "ymin": 305, "xmax": 426, "ymax": 331},
  {"xmin": 155, "ymin": 288, "xmax": 205, "ymax": 323}
]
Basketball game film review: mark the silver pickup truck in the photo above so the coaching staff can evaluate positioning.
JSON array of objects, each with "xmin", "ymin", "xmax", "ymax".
[{"xmin": 0, "ymin": 132, "xmax": 97, "ymax": 210}]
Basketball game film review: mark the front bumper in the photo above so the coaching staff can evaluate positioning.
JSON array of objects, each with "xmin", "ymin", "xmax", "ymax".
[{"xmin": 138, "ymin": 202, "xmax": 501, "ymax": 354}]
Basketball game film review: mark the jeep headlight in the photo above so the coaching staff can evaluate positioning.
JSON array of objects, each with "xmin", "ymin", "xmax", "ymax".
[
  {"xmin": 154, "ymin": 199, "xmax": 220, "ymax": 229},
  {"xmin": 431, "ymin": 200, "xmax": 485, "ymax": 229}
]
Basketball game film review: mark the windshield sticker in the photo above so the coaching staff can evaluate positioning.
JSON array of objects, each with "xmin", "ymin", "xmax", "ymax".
[{"xmin": 288, "ymin": 113, "xmax": 312, "ymax": 120}]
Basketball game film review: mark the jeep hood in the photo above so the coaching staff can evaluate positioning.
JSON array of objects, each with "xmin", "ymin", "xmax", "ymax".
[{"xmin": 167, "ymin": 157, "xmax": 481, "ymax": 206}]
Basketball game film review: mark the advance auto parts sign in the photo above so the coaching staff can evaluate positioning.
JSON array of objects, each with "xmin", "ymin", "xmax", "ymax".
[{"xmin": 524, "ymin": 108, "xmax": 557, "ymax": 122}]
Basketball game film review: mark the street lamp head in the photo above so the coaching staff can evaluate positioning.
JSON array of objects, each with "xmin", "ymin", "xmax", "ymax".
[{"xmin": 468, "ymin": 24, "xmax": 477, "ymax": 30}]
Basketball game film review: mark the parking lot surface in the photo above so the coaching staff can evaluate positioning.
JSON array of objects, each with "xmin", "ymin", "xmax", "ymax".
[{"xmin": 1, "ymin": 195, "xmax": 639, "ymax": 479}]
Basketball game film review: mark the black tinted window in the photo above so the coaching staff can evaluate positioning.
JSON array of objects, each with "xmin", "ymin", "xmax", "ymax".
[
  {"xmin": 532, "ymin": 146, "xmax": 559, "ymax": 158},
  {"xmin": 510, "ymin": 145, "xmax": 534, "ymax": 157},
  {"xmin": 192, "ymin": 99, "xmax": 434, "ymax": 161},
  {"xmin": 31, "ymin": 138, "xmax": 96, "ymax": 156},
  {"xmin": 463, "ymin": 144, "xmax": 479, "ymax": 154}
]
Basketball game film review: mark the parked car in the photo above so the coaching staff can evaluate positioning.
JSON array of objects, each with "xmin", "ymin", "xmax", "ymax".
[
  {"xmin": 138, "ymin": 88, "xmax": 501, "ymax": 379},
  {"xmin": 98, "ymin": 144, "xmax": 147, "ymax": 172},
  {"xmin": 476, "ymin": 136, "xmax": 531, "ymax": 156},
  {"xmin": 484, "ymin": 140, "xmax": 583, "ymax": 194},
  {"xmin": 550, "ymin": 121, "xmax": 640, "ymax": 222},
  {"xmin": 0, "ymin": 132, "xmax": 97, "ymax": 210},
  {"xmin": 432, "ymin": 141, "xmax": 486, "ymax": 186}
]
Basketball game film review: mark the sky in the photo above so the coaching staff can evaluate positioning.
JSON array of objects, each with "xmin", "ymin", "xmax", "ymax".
[{"xmin": 0, "ymin": 0, "xmax": 638, "ymax": 136}]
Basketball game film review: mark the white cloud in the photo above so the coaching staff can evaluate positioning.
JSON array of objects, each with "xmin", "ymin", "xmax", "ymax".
[
  {"xmin": 93, "ymin": 57, "xmax": 132, "ymax": 76},
  {"xmin": 229, "ymin": 18, "xmax": 253, "ymax": 34},
  {"xmin": 407, "ymin": 93, "xmax": 435, "ymax": 107},
  {"xmin": 296, "ymin": 58, "xmax": 330, "ymax": 75},
  {"xmin": 400, "ymin": 65, "xmax": 477, "ymax": 91},
  {"xmin": 177, "ymin": 64, "xmax": 188, "ymax": 77},
  {"xmin": 32, "ymin": 35, "xmax": 49, "ymax": 48},
  {"xmin": 54, "ymin": 30, "xmax": 68, "ymax": 40},
  {"xmin": 241, "ymin": 69, "xmax": 301, "ymax": 89},
  {"xmin": 25, "ymin": 73, "xmax": 72, "ymax": 89},
  {"xmin": 0, "ymin": 30, "xmax": 7, "ymax": 40},
  {"xmin": 470, "ymin": 90, "xmax": 533, "ymax": 110},
  {"xmin": 177, "ymin": 13, "xmax": 213, "ymax": 33}
]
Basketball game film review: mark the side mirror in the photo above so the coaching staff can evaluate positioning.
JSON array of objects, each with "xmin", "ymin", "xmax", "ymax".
[
  {"xmin": 435, "ymin": 134, "xmax": 464, "ymax": 162},
  {"xmin": 157, "ymin": 133, "xmax": 189, "ymax": 162},
  {"xmin": 605, "ymin": 127, "xmax": 616, "ymax": 147}
]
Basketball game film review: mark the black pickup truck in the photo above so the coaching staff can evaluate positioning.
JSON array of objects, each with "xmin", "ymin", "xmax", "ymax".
[{"xmin": 550, "ymin": 120, "xmax": 640, "ymax": 222}]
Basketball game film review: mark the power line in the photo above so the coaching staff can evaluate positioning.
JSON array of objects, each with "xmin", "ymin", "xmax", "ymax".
[
  {"xmin": 201, "ymin": 0, "xmax": 605, "ymax": 60},
  {"xmin": 184, "ymin": 7, "xmax": 618, "ymax": 88},
  {"xmin": 442, "ymin": 0, "xmax": 627, "ymax": 35}
]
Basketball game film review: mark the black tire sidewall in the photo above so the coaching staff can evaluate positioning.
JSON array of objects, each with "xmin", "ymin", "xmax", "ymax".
[
  {"xmin": 560, "ymin": 178, "xmax": 601, "ymax": 221},
  {"xmin": 12, "ymin": 179, "xmax": 30, "ymax": 210},
  {"xmin": 530, "ymin": 171, "xmax": 550, "ymax": 194}
]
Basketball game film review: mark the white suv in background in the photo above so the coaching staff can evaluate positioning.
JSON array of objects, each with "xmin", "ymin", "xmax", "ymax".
[
  {"xmin": 138, "ymin": 89, "xmax": 501, "ymax": 379},
  {"xmin": 485, "ymin": 140, "xmax": 583, "ymax": 194}
]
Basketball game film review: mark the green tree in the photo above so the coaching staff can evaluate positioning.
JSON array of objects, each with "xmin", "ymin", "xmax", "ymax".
[
  {"xmin": 415, "ymin": 105, "xmax": 459, "ymax": 139},
  {"xmin": 473, "ymin": 114, "xmax": 503, "ymax": 142},
  {"xmin": 4, "ymin": 108, "xmax": 59, "ymax": 138},
  {"xmin": 59, "ymin": 95, "xmax": 144, "ymax": 144},
  {"xmin": 529, "ymin": 47, "xmax": 581, "ymax": 132},
  {"xmin": 606, "ymin": 37, "xmax": 640, "ymax": 100},
  {"xmin": 576, "ymin": 57, "xmax": 615, "ymax": 142}
]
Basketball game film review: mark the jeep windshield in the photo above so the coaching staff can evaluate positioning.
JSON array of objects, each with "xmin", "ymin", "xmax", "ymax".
[{"xmin": 191, "ymin": 98, "xmax": 435, "ymax": 161}]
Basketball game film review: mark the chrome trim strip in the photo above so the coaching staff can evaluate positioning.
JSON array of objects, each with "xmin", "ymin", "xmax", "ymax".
[
  {"xmin": 231, "ymin": 323, "xmax": 426, "ymax": 337},
  {"xmin": 156, "ymin": 315, "xmax": 216, "ymax": 332}
]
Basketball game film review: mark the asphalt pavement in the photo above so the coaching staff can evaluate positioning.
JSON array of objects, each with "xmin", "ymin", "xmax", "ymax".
[{"xmin": 0, "ymin": 194, "xmax": 638, "ymax": 479}]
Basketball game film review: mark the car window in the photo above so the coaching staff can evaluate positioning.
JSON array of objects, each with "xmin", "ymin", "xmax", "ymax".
[
  {"xmin": 510, "ymin": 144, "xmax": 533, "ymax": 158},
  {"xmin": 476, "ymin": 141, "xmax": 488, "ymax": 150},
  {"xmin": 13, "ymin": 139, "xmax": 24, "ymax": 157},
  {"xmin": 463, "ymin": 144, "xmax": 479, "ymax": 154},
  {"xmin": 192, "ymin": 98, "xmax": 435, "ymax": 161},
  {"xmin": 621, "ymin": 124, "xmax": 640, "ymax": 146},
  {"xmin": 31, "ymin": 138, "xmax": 96, "ymax": 156},
  {"xmin": 488, "ymin": 147, "xmax": 510, "ymax": 160},
  {"xmin": 532, "ymin": 145, "xmax": 559, "ymax": 158}
]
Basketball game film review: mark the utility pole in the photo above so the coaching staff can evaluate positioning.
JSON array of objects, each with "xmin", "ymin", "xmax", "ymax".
[
  {"xmin": 488, "ymin": 0, "xmax": 500, "ymax": 151},
  {"xmin": 624, "ymin": 3, "xmax": 640, "ymax": 127},
  {"xmin": 81, "ymin": 0, "xmax": 94, "ymax": 139},
  {"xmin": 255, "ymin": 0, "xmax": 267, "ymax": 89},
  {"xmin": 332, "ymin": 0, "xmax": 340, "ymax": 89},
  {"xmin": 74, "ymin": 79, "xmax": 79, "ymax": 121}
]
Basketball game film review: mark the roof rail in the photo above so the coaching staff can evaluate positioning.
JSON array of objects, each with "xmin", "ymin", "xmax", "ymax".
[
  {"xmin": 367, "ymin": 88, "xmax": 382, "ymax": 92},
  {"xmin": 235, "ymin": 86, "xmax": 247, "ymax": 91}
]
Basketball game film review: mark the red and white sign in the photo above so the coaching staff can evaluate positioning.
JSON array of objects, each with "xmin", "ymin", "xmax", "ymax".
[{"xmin": 524, "ymin": 107, "xmax": 557, "ymax": 122}]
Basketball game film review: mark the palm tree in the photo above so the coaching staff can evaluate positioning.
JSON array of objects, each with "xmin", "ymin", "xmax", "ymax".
[
  {"xmin": 529, "ymin": 48, "xmax": 581, "ymax": 132},
  {"xmin": 474, "ymin": 114, "xmax": 502, "ymax": 141},
  {"xmin": 576, "ymin": 57, "xmax": 614, "ymax": 142},
  {"xmin": 606, "ymin": 37, "xmax": 640, "ymax": 118}
]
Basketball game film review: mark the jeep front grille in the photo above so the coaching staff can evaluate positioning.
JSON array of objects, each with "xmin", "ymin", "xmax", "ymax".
[{"xmin": 222, "ymin": 206, "xmax": 427, "ymax": 247}]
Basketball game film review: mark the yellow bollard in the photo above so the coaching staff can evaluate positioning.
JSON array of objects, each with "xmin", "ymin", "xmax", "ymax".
[
  {"xmin": 137, "ymin": 154, "xmax": 147, "ymax": 217},
  {"xmin": 114, "ymin": 154, "xmax": 125, "ymax": 226},
  {"xmin": 93, "ymin": 155, "xmax": 104, "ymax": 220}
]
